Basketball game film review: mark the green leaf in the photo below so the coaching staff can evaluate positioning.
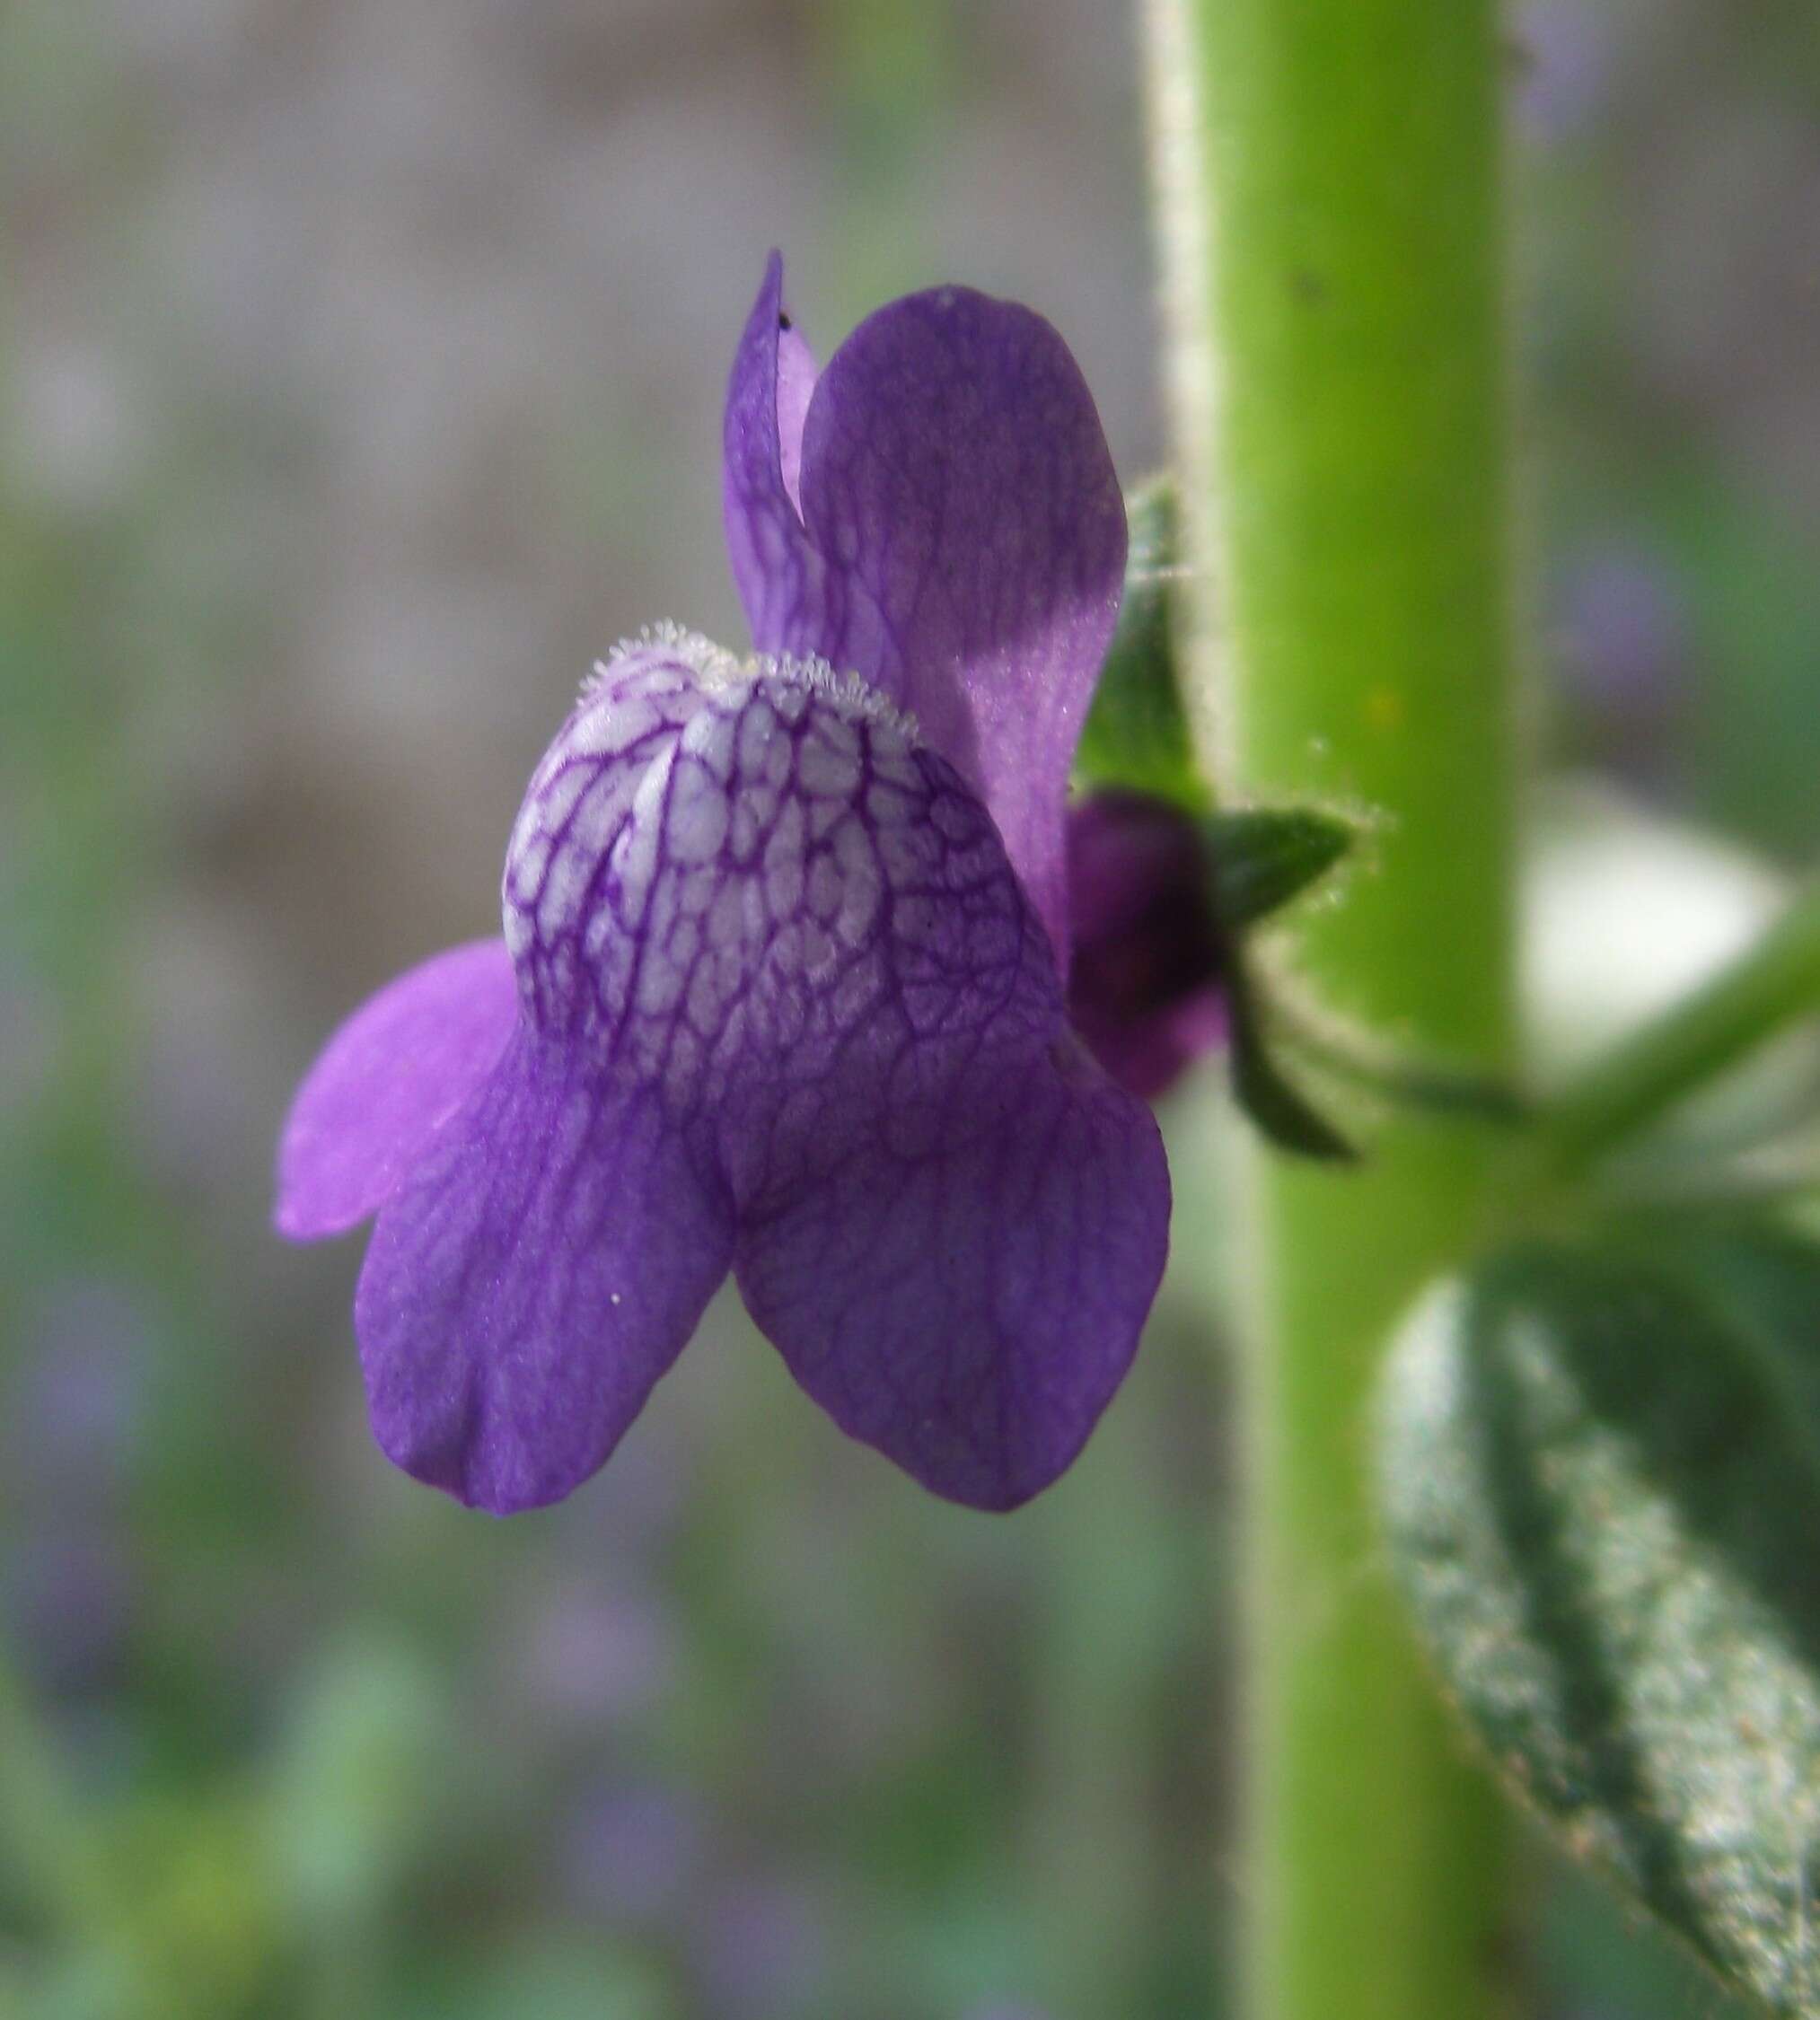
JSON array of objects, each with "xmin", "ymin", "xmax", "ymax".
[
  {"xmin": 1205, "ymin": 806, "xmax": 1355, "ymax": 930},
  {"xmin": 268, "ymin": 1632, "xmax": 454, "ymax": 1926},
  {"xmin": 1378, "ymin": 1222, "xmax": 1820, "ymax": 2017},
  {"xmin": 1075, "ymin": 479, "xmax": 1209, "ymax": 812}
]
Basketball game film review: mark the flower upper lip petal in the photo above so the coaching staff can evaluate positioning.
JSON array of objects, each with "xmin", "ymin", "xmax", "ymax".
[{"xmin": 722, "ymin": 253, "xmax": 1128, "ymax": 974}]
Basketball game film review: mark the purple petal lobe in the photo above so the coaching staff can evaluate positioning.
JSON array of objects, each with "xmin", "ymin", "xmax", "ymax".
[
  {"xmin": 354, "ymin": 1030, "xmax": 734, "ymax": 1514},
  {"xmin": 274, "ymin": 938, "xmax": 519, "ymax": 1240},
  {"xmin": 723, "ymin": 259, "xmax": 1128, "ymax": 969},
  {"xmin": 733, "ymin": 1028, "xmax": 1170, "ymax": 1510},
  {"xmin": 1066, "ymin": 793, "xmax": 1228, "ymax": 1102}
]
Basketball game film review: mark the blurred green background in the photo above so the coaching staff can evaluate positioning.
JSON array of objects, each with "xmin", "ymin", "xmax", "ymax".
[{"xmin": 1, "ymin": 1, "xmax": 1816, "ymax": 2015}]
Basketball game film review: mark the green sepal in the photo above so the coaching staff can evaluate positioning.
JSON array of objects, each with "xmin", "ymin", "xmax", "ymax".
[
  {"xmin": 1204, "ymin": 806, "xmax": 1357, "ymax": 932},
  {"xmin": 1075, "ymin": 479, "xmax": 1210, "ymax": 813},
  {"xmin": 1227, "ymin": 974, "xmax": 1356, "ymax": 1162},
  {"xmin": 1378, "ymin": 1218, "xmax": 1820, "ymax": 2017},
  {"xmin": 1076, "ymin": 478, "xmax": 1362, "ymax": 1157}
]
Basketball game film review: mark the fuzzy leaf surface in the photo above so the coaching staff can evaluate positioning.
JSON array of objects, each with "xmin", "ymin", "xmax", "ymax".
[{"xmin": 1380, "ymin": 1223, "xmax": 1820, "ymax": 2017}]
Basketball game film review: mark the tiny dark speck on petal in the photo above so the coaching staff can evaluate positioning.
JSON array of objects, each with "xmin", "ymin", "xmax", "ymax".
[
  {"xmin": 1048, "ymin": 1032, "xmax": 1097, "ymax": 1086},
  {"xmin": 1290, "ymin": 268, "xmax": 1327, "ymax": 305},
  {"xmin": 778, "ymin": 312, "xmax": 793, "ymax": 330}
]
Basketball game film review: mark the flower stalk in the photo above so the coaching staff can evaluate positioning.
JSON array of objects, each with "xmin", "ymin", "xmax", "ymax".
[
  {"xmin": 1531, "ymin": 881, "xmax": 1820, "ymax": 1182},
  {"xmin": 1145, "ymin": 0, "xmax": 1519, "ymax": 2016}
]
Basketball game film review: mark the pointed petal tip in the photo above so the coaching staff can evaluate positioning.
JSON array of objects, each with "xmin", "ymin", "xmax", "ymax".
[
  {"xmin": 746, "ymin": 248, "xmax": 786, "ymax": 328},
  {"xmin": 377, "ymin": 1426, "xmax": 556, "ymax": 1517},
  {"xmin": 735, "ymin": 1032, "xmax": 1169, "ymax": 1515},
  {"xmin": 927, "ymin": 1460, "xmax": 1069, "ymax": 1515},
  {"xmin": 270, "ymin": 1192, "xmax": 339, "ymax": 1244}
]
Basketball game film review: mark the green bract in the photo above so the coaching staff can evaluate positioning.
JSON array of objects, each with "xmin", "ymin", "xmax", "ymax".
[
  {"xmin": 1204, "ymin": 808, "xmax": 1355, "ymax": 935},
  {"xmin": 1075, "ymin": 480, "xmax": 1207, "ymax": 813}
]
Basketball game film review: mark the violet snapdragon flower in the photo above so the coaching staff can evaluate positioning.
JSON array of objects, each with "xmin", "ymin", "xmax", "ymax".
[{"xmin": 276, "ymin": 256, "xmax": 1170, "ymax": 1515}]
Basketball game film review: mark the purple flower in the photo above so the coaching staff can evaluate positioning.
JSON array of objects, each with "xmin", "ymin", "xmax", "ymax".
[
  {"xmin": 509, "ymin": 1576, "xmax": 676, "ymax": 1722},
  {"xmin": 276, "ymin": 255, "xmax": 1170, "ymax": 1515},
  {"xmin": 8, "ymin": 1274, "xmax": 149, "ymax": 1503},
  {"xmin": 697, "ymin": 1874, "xmax": 828, "ymax": 2018},
  {"xmin": 1067, "ymin": 791, "xmax": 1227, "ymax": 1101},
  {"xmin": 1552, "ymin": 538, "xmax": 1689, "ymax": 716},
  {"xmin": 4, "ymin": 1532, "xmax": 135, "ymax": 1691},
  {"xmin": 561, "ymin": 1779, "xmax": 707, "ymax": 1925},
  {"xmin": 1510, "ymin": 0, "xmax": 1613, "ymax": 141}
]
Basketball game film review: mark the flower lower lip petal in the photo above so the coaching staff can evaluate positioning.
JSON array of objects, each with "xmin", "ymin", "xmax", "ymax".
[{"xmin": 356, "ymin": 1032, "xmax": 734, "ymax": 1515}]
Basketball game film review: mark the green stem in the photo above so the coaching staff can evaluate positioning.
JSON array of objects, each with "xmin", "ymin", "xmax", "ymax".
[
  {"xmin": 1532, "ymin": 883, "xmax": 1820, "ymax": 1182},
  {"xmin": 1145, "ymin": 2, "xmax": 1518, "ymax": 2017}
]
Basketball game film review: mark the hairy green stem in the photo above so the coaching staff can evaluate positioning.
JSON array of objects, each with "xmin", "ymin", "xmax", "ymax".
[
  {"xmin": 1145, "ymin": 1, "xmax": 1519, "ymax": 2016},
  {"xmin": 1533, "ymin": 883, "xmax": 1820, "ymax": 1182}
]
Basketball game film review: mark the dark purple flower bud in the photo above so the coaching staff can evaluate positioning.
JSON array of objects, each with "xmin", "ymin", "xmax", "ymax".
[
  {"xmin": 277, "ymin": 256, "xmax": 1171, "ymax": 1515},
  {"xmin": 1066, "ymin": 791, "xmax": 1227, "ymax": 1102}
]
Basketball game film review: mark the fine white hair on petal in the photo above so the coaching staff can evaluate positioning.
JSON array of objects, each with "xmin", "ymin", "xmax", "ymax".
[
  {"xmin": 749, "ymin": 649, "xmax": 919, "ymax": 742},
  {"xmin": 578, "ymin": 623, "xmax": 920, "ymax": 745},
  {"xmin": 582, "ymin": 621, "xmax": 747, "ymax": 700}
]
